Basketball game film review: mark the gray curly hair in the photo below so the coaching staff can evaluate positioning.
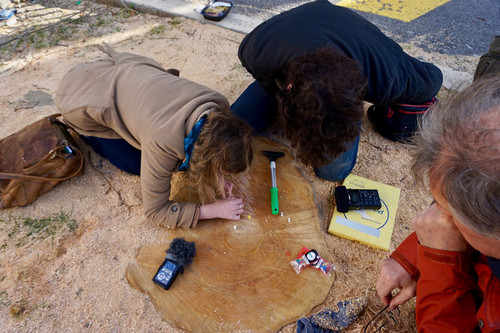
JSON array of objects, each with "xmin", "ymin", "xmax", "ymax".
[{"xmin": 411, "ymin": 74, "xmax": 500, "ymax": 239}]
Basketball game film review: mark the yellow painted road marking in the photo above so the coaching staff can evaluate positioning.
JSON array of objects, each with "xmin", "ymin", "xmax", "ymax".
[{"xmin": 337, "ymin": 0, "xmax": 452, "ymax": 22}]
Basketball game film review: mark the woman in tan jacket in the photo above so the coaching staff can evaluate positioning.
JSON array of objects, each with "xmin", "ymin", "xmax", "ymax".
[{"xmin": 56, "ymin": 44, "xmax": 253, "ymax": 228}]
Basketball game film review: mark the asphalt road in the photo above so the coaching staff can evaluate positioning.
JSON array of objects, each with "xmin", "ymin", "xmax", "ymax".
[{"xmin": 192, "ymin": 0, "xmax": 499, "ymax": 56}]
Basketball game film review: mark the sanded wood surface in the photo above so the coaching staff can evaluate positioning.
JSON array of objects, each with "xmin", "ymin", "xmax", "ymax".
[{"xmin": 125, "ymin": 137, "xmax": 335, "ymax": 332}]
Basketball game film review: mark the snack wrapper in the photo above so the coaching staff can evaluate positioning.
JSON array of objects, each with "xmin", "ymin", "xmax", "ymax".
[{"xmin": 290, "ymin": 247, "xmax": 334, "ymax": 275}]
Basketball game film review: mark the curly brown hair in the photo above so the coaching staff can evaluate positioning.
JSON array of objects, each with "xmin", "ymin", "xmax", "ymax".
[
  {"xmin": 279, "ymin": 46, "xmax": 367, "ymax": 166},
  {"xmin": 188, "ymin": 109, "xmax": 254, "ymax": 204}
]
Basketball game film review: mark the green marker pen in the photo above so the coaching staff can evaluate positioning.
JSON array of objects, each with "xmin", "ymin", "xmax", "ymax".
[{"xmin": 262, "ymin": 151, "xmax": 284, "ymax": 215}]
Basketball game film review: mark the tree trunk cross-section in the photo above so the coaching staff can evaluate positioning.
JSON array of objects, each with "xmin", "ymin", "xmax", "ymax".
[{"xmin": 125, "ymin": 137, "xmax": 335, "ymax": 332}]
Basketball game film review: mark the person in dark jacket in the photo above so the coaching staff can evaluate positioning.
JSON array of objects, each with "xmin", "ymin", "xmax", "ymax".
[{"xmin": 233, "ymin": 0, "xmax": 443, "ymax": 181}]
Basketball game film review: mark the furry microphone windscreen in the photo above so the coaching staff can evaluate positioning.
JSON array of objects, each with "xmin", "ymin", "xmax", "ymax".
[{"xmin": 166, "ymin": 238, "xmax": 197, "ymax": 267}]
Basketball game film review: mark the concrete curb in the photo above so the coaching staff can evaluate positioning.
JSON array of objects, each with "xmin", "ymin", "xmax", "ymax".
[
  {"xmin": 101, "ymin": 0, "xmax": 263, "ymax": 34},
  {"xmin": 101, "ymin": 0, "xmax": 473, "ymax": 91},
  {"xmin": 437, "ymin": 65, "xmax": 473, "ymax": 91}
]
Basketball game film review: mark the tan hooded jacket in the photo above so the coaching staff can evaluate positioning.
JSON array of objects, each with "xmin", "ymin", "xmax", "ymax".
[{"xmin": 55, "ymin": 44, "xmax": 230, "ymax": 228}]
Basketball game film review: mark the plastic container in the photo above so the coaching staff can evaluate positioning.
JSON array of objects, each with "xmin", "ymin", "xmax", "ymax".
[{"xmin": 201, "ymin": 1, "xmax": 233, "ymax": 21}]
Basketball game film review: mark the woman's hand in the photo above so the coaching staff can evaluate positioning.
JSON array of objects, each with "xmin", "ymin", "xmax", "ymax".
[
  {"xmin": 223, "ymin": 180, "xmax": 234, "ymax": 199},
  {"xmin": 199, "ymin": 197, "xmax": 244, "ymax": 220}
]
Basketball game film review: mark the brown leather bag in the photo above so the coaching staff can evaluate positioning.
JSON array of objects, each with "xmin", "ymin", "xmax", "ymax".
[{"xmin": 0, "ymin": 114, "xmax": 84, "ymax": 209}]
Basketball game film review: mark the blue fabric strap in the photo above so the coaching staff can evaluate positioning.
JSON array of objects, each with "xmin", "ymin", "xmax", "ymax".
[{"xmin": 179, "ymin": 115, "xmax": 208, "ymax": 171}]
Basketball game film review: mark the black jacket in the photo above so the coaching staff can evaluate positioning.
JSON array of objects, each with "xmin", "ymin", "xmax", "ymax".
[{"xmin": 238, "ymin": 0, "xmax": 443, "ymax": 106}]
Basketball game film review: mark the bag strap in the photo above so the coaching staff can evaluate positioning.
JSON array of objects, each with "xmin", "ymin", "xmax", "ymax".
[
  {"xmin": 0, "ymin": 145, "xmax": 84, "ymax": 182},
  {"xmin": 49, "ymin": 113, "xmax": 81, "ymax": 135}
]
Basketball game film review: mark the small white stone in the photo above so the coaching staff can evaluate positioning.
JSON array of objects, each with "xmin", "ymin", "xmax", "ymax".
[
  {"xmin": 288, "ymin": 217, "xmax": 291, "ymax": 223},
  {"xmin": 280, "ymin": 212, "xmax": 284, "ymax": 216},
  {"xmin": 233, "ymin": 225, "xmax": 237, "ymax": 229}
]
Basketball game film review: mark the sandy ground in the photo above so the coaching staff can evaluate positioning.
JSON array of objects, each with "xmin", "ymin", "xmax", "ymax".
[{"xmin": 0, "ymin": 1, "xmax": 479, "ymax": 332}]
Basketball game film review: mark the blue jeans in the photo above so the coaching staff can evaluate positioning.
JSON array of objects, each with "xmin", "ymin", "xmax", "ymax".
[
  {"xmin": 313, "ymin": 134, "xmax": 359, "ymax": 182},
  {"xmin": 82, "ymin": 136, "xmax": 141, "ymax": 175},
  {"xmin": 231, "ymin": 81, "xmax": 278, "ymax": 133},
  {"xmin": 231, "ymin": 81, "xmax": 359, "ymax": 182}
]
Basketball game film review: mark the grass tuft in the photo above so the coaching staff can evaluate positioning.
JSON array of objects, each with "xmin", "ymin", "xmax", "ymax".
[
  {"xmin": 0, "ymin": 290, "xmax": 9, "ymax": 310},
  {"xmin": 170, "ymin": 17, "xmax": 182, "ymax": 26},
  {"xmin": 0, "ymin": 210, "xmax": 78, "ymax": 247},
  {"xmin": 148, "ymin": 25, "xmax": 166, "ymax": 35}
]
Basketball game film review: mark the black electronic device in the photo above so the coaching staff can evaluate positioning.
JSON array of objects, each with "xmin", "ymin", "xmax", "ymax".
[
  {"xmin": 153, "ymin": 238, "xmax": 196, "ymax": 290},
  {"xmin": 153, "ymin": 258, "xmax": 183, "ymax": 290},
  {"xmin": 334, "ymin": 186, "xmax": 381, "ymax": 213}
]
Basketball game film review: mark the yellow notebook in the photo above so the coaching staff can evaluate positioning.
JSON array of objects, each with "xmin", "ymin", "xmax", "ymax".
[{"xmin": 328, "ymin": 174, "xmax": 401, "ymax": 251}]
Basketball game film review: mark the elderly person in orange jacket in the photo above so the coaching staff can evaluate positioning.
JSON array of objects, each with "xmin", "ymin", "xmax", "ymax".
[
  {"xmin": 56, "ymin": 44, "xmax": 253, "ymax": 228},
  {"xmin": 376, "ymin": 75, "xmax": 500, "ymax": 332}
]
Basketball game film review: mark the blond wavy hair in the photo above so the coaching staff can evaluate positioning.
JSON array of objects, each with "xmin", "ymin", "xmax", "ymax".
[{"xmin": 187, "ymin": 109, "xmax": 254, "ymax": 204}]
